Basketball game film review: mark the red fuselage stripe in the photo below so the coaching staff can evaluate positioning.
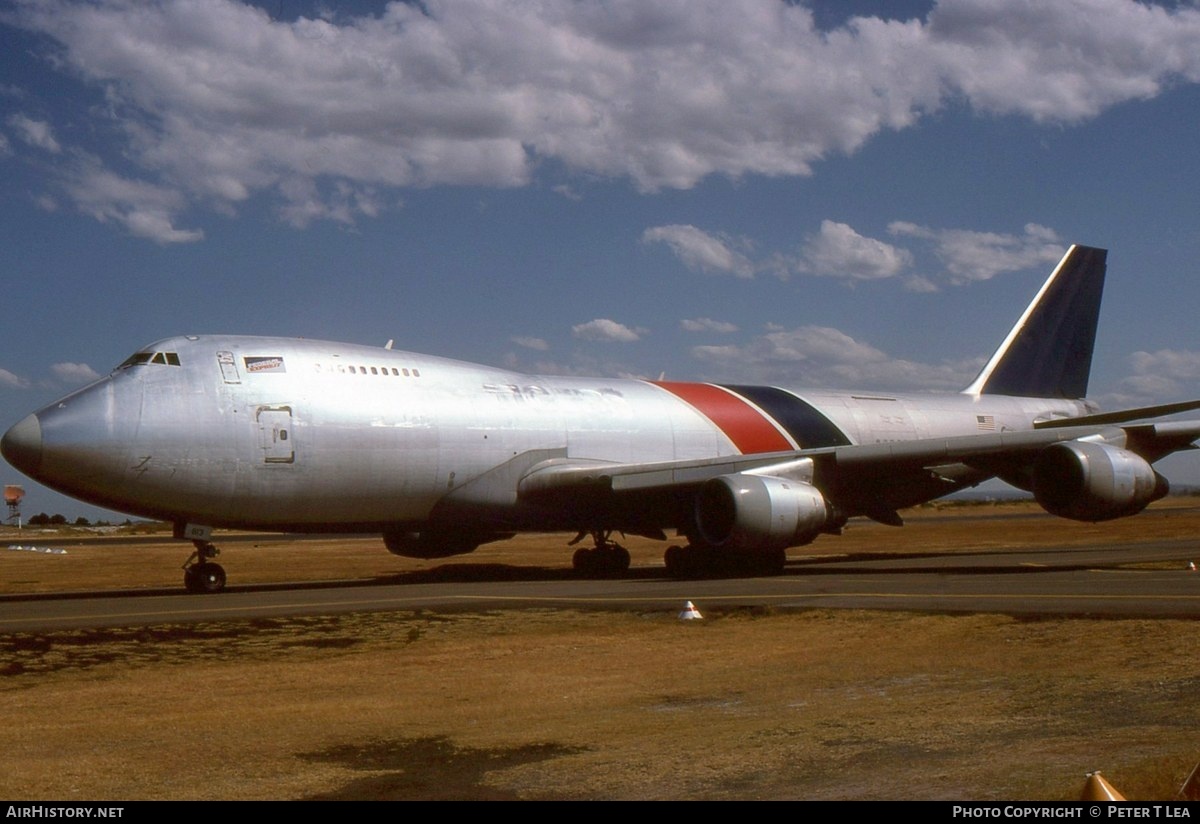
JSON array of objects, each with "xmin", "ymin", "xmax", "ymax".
[{"xmin": 651, "ymin": 381, "xmax": 794, "ymax": 454}]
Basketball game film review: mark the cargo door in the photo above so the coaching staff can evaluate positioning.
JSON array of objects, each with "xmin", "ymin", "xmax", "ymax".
[{"xmin": 256, "ymin": 405, "xmax": 295, "ymax": 464}]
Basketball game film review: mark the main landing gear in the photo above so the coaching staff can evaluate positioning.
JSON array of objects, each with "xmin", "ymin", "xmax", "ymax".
[
  {"xmin": 183, "ymin": 540, "xmax": 227, "ymax": 593},
  {"xmin": 569, "ymin": 530, "xmax": 632, "ymax": 576},
  {"xmin": 663, "ymin": 543, "xmax": 787, "ymax": 579}
]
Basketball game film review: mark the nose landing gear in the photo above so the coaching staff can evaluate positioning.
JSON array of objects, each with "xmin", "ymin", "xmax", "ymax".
[{"xmin": 183, "ymin": 540, "xmax": 226, "ymax": 593}]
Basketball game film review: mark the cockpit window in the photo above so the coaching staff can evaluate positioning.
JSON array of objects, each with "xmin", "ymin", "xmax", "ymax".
[
  {"xmin": 119, "ymin": 352, "xmax": 153, "ymax": 368},
  {"xmin": 118, "ymin": 351, "xmax": 181, "ymax": 369}
]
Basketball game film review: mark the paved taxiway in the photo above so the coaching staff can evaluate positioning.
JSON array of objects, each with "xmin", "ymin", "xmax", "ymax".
[{"xmin": 3, "ymin": 539, "xmax": 1199, "ymax": 631}]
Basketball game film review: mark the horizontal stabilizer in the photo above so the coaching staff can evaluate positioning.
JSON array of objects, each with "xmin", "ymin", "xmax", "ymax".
[{"xmin": 1034, "ymin": 399, "xmax": 1200, "ymax": 429}]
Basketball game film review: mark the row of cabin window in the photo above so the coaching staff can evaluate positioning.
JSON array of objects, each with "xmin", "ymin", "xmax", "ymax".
[{"xmin": 318, "ymin": 363, "xmax": 421, "ymax": 377}]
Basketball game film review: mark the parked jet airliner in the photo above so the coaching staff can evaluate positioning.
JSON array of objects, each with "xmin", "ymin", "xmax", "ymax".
[{"xmin": 5, "ymin": 245, "xmax": 1200, "ymax": 592}]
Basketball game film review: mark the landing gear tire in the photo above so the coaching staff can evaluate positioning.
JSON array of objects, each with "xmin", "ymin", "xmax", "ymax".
[
  {"xmin": 182, "ymin": 539, "xmax": 226, "ymax": 593},
  {"xmin": 604, "ymin": 544, "xmax": 631, "ymax": 573},
  {"xmin": 663, "ymin": 545, "xmax": 689, "ymax": 578},
  {"xmin": 570, "ymin": 532, "xmax": 631, "ymax": 577},
  {"xmin": 572, "ymin": 547, "xmax": 593, "ymax": 573},
  {"xmin": 184, "ymin": 562, "xmax": 227, "ymax": 593}
]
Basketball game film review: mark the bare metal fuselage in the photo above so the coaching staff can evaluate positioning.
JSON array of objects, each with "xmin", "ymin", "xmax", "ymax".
[{"xmin": 20, "ymin": 334, "xmax": 1088, "ymax": 534}]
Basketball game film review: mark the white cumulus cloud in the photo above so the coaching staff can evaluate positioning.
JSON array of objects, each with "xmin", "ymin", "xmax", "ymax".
[
  {"xmin": 10, "ymin": 0, "xmax": 1200, "ymax": 238},
  {"xmin": 681, "ymin": 318, "xmax": 738, "ymax": 334},
  {"xmin": 1120, "ymin": 349, "xmax": 1200, "ymax": 401},
  {"xmin": 650, "ymin": 220, "xmax": 915, "ymax": 284},
  {"xmin": 692, "ymin": 324, "xmax": 983, "ymax": 390},
  {"xmin": 7, "ymin": 114, "xmax": 61, "ymax": 153},
  {"xmin": 0, "ymin": 368, "xmax": 30, "ymax": 389},
  {"xmin": 642, "ymin": 225, "xmax": 755, "ymax": 278},
  {"xmin": 511, "ymin": 336, "xmax": 549, "ymax": 351},
  {"xmin": 889, "ymin": 222, "xmax": 1066, "ymax": 284},
  {"xmin": 572, "ymin": 318, "xmax": 643, "ymax": 343},
  {"xmin": 50, "ymin": 362, "xmax": 102, "ymax": 385},
  {"xmin": 61, "ymin": 154, "xmax": 204, "ymax": 244},
  {"xmin": 797, "ymin": 220, "xmax": 913, "ymax": 281}
]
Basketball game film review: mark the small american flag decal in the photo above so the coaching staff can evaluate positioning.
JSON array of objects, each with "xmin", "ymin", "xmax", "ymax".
[{"xmin": 976, "ymin": 415, "xmax": 995, "ymax": 430}]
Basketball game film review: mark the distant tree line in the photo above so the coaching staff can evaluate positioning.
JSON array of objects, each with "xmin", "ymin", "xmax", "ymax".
[
  {"xmin": 24, "ymin": 513, "xmax": 122, "ymax": 527},
  {"xmin": 26, "ymin": 513, "xmax": 68, "ymax": 525}
]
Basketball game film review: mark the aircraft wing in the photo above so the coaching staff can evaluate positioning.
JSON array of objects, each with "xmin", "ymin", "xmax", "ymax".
[{"xmin": 516, "ymin": 418, "xmax": 1200, "ymax": 521}]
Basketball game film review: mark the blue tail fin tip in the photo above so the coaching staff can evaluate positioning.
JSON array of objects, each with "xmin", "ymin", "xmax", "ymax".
[{"xmin": 965, "ymin": 244, "xmax": 1107, "ymax": 400}]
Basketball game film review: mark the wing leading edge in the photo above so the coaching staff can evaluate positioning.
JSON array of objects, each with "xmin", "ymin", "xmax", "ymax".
[{"xmin": 516, "ymin": 415, "xmax": 1200, "ymax": 526}]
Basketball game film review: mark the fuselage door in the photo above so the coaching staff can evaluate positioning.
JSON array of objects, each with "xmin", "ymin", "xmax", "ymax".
[
  {"xmin": 256, "ymin": 405, "xmax": 295, "ymax": 464},
  {"xmin": 218, "ymin": 351, "xmax": 241, "ymax": 384}
]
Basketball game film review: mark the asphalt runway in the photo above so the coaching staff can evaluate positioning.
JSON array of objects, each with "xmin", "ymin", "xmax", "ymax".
[{"xmin": 3, "ymin": 538, "xmax": 1200, "ymax": 631}]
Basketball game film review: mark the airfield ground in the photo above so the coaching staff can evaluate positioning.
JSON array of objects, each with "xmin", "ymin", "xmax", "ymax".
[{"xmin": 2, "ymin": 500, "xmax": 1200, "ymax": 800}]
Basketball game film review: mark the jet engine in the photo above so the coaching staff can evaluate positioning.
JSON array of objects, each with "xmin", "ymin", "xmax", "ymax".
[
  {"xmin": 694, "ymin": 473, "xmax": 830, "ymax": 550},
  {"xmin": 383, "ymin": 528, "xmax": 484, "ymax": 558},
  {"xmin": 1032, "ymin": 441, "xmax": 1168, "ymax": 522}
]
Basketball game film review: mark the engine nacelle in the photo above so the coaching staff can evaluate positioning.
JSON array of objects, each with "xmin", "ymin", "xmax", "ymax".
[
  {"xmin": 383, "ymin": 528, "xmax": 483, "ymax": 559},
  {"xmin": 1032, "ymin": 441, "xmax": 1168, "ymax": 522},
  {"xmin": 695, "ymin": 473, "xmax": 830, "ymax": 550}
]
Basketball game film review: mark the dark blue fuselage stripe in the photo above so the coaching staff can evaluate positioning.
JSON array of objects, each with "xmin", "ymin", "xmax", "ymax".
[{"xmin": 720, "ymin": 385, "xmax": 852, "ymax": 448}]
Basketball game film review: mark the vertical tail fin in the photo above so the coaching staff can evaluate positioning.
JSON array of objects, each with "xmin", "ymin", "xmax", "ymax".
[{"xmin": 963, "ymin": 245, "xmax": 1107, "ymax": 399}]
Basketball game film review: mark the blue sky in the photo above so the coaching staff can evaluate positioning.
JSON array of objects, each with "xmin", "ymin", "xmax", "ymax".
[{"xmin": 3, "ymin": 0, "xmax": 1200, "ymax": 521}]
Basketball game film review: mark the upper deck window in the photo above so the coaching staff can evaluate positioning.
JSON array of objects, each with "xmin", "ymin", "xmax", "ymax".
[{"xmin": 314, "ymin": 360, "xmax": 423, "ymax": 378}]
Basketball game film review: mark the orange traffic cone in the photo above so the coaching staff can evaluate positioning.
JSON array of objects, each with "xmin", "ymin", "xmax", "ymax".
[
  {"xmin": 1080, "ymin": 771, "xmax": 1126, "ymax": 801},
  {"xmin": 678, "ymin": 601, "xmax": 703, "ymax": 620}
]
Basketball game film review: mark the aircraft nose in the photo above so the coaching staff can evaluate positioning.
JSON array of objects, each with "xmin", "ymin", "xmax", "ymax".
[{"xmin": 2, "ymin": 414, "xmax": 43, "ymax": 477}]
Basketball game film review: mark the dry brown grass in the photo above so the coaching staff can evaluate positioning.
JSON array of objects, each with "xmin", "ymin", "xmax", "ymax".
[
  {"xmin": 3, "ymin": 610, "xmax": 1199, "ymax": 800},
  {"xmin": 3, "ymin": 500, "xmax": 1200, "ymax": 800}
]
